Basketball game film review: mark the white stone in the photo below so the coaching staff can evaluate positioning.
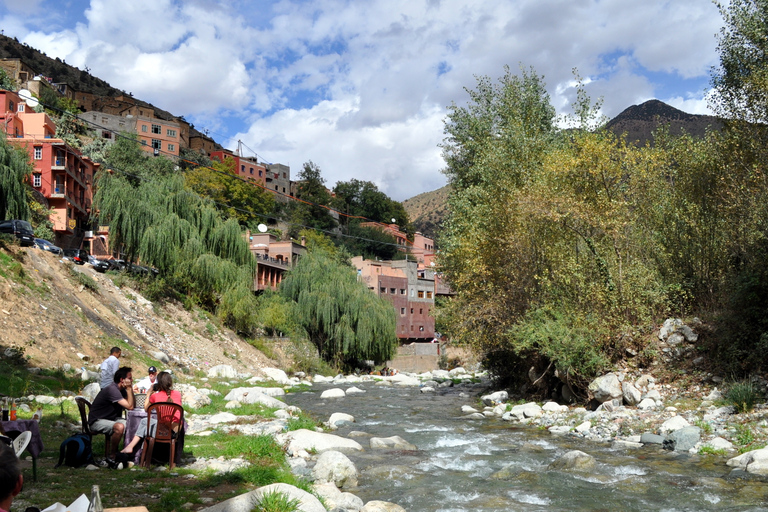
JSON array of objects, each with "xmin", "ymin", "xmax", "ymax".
[
  {"xmin": 198, "ymin": 483, "xmax": 325, "ymax": 512},
  {"xmin": 260, "ymin": 367, "xmax": 291, "ymax": 385},
  {"xmin": 209, "ymin": 412, "xmax": 239, "ymax": 424},
  {"xmin": 482, "ymin": 391, "xmax": 509, "ymax": 405},
  {"xmin": 509, "ymin": 402, "xmax": 542, "ymax": 420},
  {"xmin": 370, "ymin": 436, "xmax": 417, "ymax": 451},
  {"xmin": 346, "ymin": 386, "xmax": 366, "ymax": 394},
  {"xmin": 311, "ymin": 450, "xmax": 358, "ymax": 488},
  {"xmin": 360, "ymin": 501, "xmax": 407, "ymax": 512},
  {"xmin": 705, "ymin": 437, "xmax": 735, "ymax": 451},
  {"xmin": 321, "ymin": 388, "xmax": 346, "ymax": 398},
  {"xmin": 420, "ymin": 386, "xmax": 436, "ymax": 393},
  {"xmin": 575, "ymin": 421, "xmax": 592, "ymax": 433},
  {"xmin": 278, "ymin": 429, "xmax": 363, "ymax": 455},
  {"xmin": 659, "ymin": 416, "xmax": 690, "ymax": 433},
  {"xmin": 208, "ymin": 365, "xmax": 238, "ymax": 379},
  {"xmin": 542, "ymin": 401, "xmax": 567, "ymax": 413},
  {"xmin": 637, "ymin": 398, "xmax": 657, "ymax": 410},
  {"xmin": 548, "ymin": 426, "xmax": 571, "ymax": 435},
  {"xmin": 461, "ymin": 405, "xmax": 479, "ymax": 414},
  {"xmin": 328, "ymin": 412, "xmax": 355, "ymax": 430}
]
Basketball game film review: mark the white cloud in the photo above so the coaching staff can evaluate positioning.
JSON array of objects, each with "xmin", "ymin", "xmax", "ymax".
[{"xmin": 4, "ymin": 0, "xmax": 724, "ymax": 200}]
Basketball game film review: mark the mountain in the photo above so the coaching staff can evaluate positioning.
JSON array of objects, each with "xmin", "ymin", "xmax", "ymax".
[
  {"xmin": 605, "ymin": 99, "xmax": 722, "ymax": 146},
  {"xmin": 402, "ymin": 185, "xmax": 450, "ymax": 241}
]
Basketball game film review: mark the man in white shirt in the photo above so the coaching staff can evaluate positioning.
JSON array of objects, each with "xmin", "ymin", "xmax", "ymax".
[
  {"xmin": 134, "ymin": 366, "xmax": 158, "ymax": 392},
  {"xmin": 99, "ymin": 347, "xmax": 121, "ymax": 389}
]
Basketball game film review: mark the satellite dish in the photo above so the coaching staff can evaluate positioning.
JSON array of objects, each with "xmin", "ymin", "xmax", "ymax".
[
  {"xmin": 391, "ymin": 218, "xmax": 397, "ymax": 223},
  {"xmin": 257, "ymin": 224, "xmax": 268, "ymax": 233},
  {"xmin": 18, "ymin": 89, "xmax": 39, "ymax": 108}
]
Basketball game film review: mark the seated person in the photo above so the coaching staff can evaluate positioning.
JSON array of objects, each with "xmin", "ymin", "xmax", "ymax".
[
  {"xmin": 121, "ymin": 371, "xmax": 182, "ymax": 454},
  {"xmin": 88, "ymin": 366, "xmax": 134, "ymax": 461},
  {"xmin": 133, "ymin": 366, "xmax": 158, "ymax": 393},
  {"xmin": 0, "ymin": 442, "xmax": 23, "ymax": 512}
]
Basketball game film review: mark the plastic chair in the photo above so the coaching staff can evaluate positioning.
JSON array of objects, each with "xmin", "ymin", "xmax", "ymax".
[
  {"xmin": 74, "ymin": 396, "xmax": 110, "ymax": 459},
  {"xmin": 13, "ymin": 431, "xmax": 31, "ymax": 457},
  {"xmin": 140, "ymin": 402, "xmax": 184, "ymax": 470}
]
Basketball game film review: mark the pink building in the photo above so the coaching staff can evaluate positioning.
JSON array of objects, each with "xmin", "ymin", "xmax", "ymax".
[
  {"xmin": 359, "ymin": 222, "xmax": 435, "ymax": 267},
  {"xmin": 247, "ymin": 231, "xmax": 307, "ymax": 291}
]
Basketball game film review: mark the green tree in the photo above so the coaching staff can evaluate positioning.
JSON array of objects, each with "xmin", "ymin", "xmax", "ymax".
[
  {"xmin": 287, "ymin": 161, "xmax": 337, "ymax": 235},
  {"xmin": 331, "ymin": 178, "xmax": 409, "ymax": 226},
  {"xmin": 0, "ymin": 69, "xmax": 15, "ymax": 91},
  {"xmin": 0, "ymin": 133, "xmax": 32, "ymax": 221},
  {"xmin": 185, "ymin": 157, "xmax": 275, "ymax": 230},
  {"xmin": 279, "ymin": 240, "xmax": 397, "ymax": 368}
]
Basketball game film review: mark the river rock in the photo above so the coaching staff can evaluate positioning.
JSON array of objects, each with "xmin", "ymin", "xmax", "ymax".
[
  {"xmin": 508, "ymin": 402, "xmax": 542, "ymax": 420},
  {"xmin": 542, "ymin": 401, "xmax": 568, "ymax": 413},
  {"xmin": 464, "ymin": 413, "xmax": 486, "ymax": 420},
  {"xmin": 636, "ymin": 398, "xmax": 657, "ymax": 410},
  {"xmin": 321, "ymin": 388, "xmax": 346, "ymax": 398},
  {"xmin": 312, "ymin": 483, "xmax": 364, "ymax": 511},
  {"xmin": 420, "ymin": 386, "xmax": 436, "ymax": 393},
  {"xmin": 663, "ymin": 426, "xmax": 701, "ymax": 452},
  {"xmin": 179, "ymin": 387, "xmax": 213, "ymax": 408},
  {"xmin": 548, "ymin": 426, "xmax": 572, "ymax": 435},
  {"xmin": 727, "ymin": 447, "xmax": 768, "ymax": 475},
  {"xmin": 370, "ymin": 436, "xmax": 417, "ymax": 451},
  {"xmin": 640, "ymin": 433, "xmax": 665, "ymax": 445},
  {"xmin": 198, "ymin": 483, "xmax": 325, "ymax": 512},
  {"xmin": 461, "ymin": 405, "xmax": 479, "ymax": 414},
  {"xmin": 659, "ymin": 416, "xmax": 690, "ymax": 433},
  {"xmin": 548, "ymin": 450, "xmax": 596, "ymax": 471},
  {"xmin": 575, "ymin": 421, "xmax": 591, "ymax": 434},
  {"xmin": 704, "ymin": 437, "xmax": 735, "ymax": 451},
  {"xmin": 482, "ymin": 391, "xmax": 508, "ymax": 405},
  {"xmin": 208, "ymin": 365, "xmax": 238, "ymax": 379},
  {"xmin": 151, "ymin": 351, "xmax": 171, "ymax": 364},
  {"xmin": 634, "ymin": 374, "xmax": 655, "ymax": 391},
  {"xmin": 703, "ymin": 406, "xmax": 735, "ymax": 421},
  {"xmin": 659, "ymin": 318, "xmax": 683, "ymax": 340},
  {"xmin": 328, "ymin": 412, "xmax": 355, "ymax": 430},
  {"xmin": 225, "ymin": 387, "xmax": 286, "ymax": 400},
  {"xmin": 311, "ymin": 450, "xmax": 358, "ymax": 488},
  {"xmin": 346, "ymin": 386, "xmax": 366, "ymax": 394},
  {"xmin": 260, "ymin": 367, "xmax": 291, "ymax": 384},
  {"xmin": 588, "ymin": 373, "xmax": 622, "ymax": 403},
  {"xmin": 389, "ymin": 374, "xmax": 420, "ymax": 386},
  {"xmin": 81, "ymin": 369, "xmax": 99, "ymax": 382},
  {"xmin": 360, "ymin": 501, "xmax": 407, "ymax": 512},
  {"xmin": 279, "ymin": 429, "xmax": 363, "ymax": 455},
  {"xmin": 622, "ymin": 382, "xmax": 642, "ymax": 406}
]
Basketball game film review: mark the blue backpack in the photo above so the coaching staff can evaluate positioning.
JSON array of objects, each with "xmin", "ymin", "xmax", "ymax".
[{"xmin": 55, "ymin": 433, "xmax": 95, "ymax": 468}]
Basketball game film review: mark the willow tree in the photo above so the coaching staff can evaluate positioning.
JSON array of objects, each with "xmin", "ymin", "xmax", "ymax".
[
  {"xmin": 280, "ymin": 245, "xmax": 397, "ymax": 367},
  {"xmin": 0, "ymin": 134, "xmax": 31, "ymax": 221}
]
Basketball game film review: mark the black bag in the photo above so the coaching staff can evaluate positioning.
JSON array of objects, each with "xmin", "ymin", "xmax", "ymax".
[{"xmin": 55, "ymin": 433, "xmax": 95, "ymax": 468}]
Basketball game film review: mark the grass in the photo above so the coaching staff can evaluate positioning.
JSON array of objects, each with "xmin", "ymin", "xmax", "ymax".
[
  {"xmin": 727, "ymin": 380, "xmax": 761, "ymax": 413},
  {"xmin": 699, "ymin": 446, "xmax": 727, "ymax": 456},
  {"xmin": 69, "ymin": 266, "xmax": 99, "ymax": 292},
  {"xmin": 254, "ymin": 490, "xmax": 301, "ymax": 512}
]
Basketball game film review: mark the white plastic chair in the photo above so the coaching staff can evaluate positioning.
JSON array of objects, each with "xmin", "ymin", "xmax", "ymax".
[{"xmin": 13, "ymin": 431, "xmax": 31, "ymax": 458}]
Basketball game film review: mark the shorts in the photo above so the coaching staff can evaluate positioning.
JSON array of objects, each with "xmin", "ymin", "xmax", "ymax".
[{"xmin": 90, "ymin": 418, "xmax": 126, "ymax": 435}]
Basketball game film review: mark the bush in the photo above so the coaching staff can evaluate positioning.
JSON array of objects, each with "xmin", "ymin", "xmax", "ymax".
[
  {"xmin": 727, "ymin": 381, "xmax": 760, "ymax": 413},
  {"xmin": 252, "ymin": 490, "xmax": 301, "ymax": 512},
  {"xmin": 70, "ymin": 267, "xmax": 99, "ymax": 291}
]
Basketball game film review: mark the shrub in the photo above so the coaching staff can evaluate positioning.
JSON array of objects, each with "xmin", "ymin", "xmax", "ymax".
[
  {"xmin": 727, "ymin": 381, "xmax": 760, "ymax": 413},
  {"xmin": 70, "ymin": 267, "xmax": 99, "ymax": 291},
  {"xmin": 252, "ymin": 490, "xmax": 301, "ymax": 512}
]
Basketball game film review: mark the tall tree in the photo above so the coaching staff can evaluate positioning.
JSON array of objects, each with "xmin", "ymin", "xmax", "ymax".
[
  {"xmin": 287, "ymin": 161, "xmax": 337, "ymax": 234},
  {"xmin": 279, "ymin": 240, "xmax": 397, "ymax": 368},
  {"xmin": 0, "ymin": 133, "xmax": 31, "ymax": 221}
]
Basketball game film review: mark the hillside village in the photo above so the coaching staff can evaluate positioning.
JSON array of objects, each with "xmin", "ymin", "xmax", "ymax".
[{"xmin": 0, "ymin": 37, "xmax": 452, "ymax": 363}]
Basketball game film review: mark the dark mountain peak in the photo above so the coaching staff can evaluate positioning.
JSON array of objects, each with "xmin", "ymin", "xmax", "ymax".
[{"xmin": 611, "ymin": 99, "xmax": 691, "ymax": 123}]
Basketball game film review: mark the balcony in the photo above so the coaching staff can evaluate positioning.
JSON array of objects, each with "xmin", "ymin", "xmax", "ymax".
[
  {"xmin": 52, "ymin": 158, "xmax": 65, "ymax": 169},
  {"xmin": 50, "ymin": 187, "xmax": 65, "ymax": 199},
  {"xmin": 256, "ymin": 253, "xmax": 291, "ymax": 269}
]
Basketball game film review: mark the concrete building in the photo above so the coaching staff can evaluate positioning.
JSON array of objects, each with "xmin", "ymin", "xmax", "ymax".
[
  {"xmin": 210, "ymin": 150, "xmax": 268, "ymax": 187},
  {"xmin": 352, "ymin": 256, "xmax": 436, "ymax": 341},
  {"xmin": 359, "ymin": 222, "xmax": 435, "ymax": 267},
  {"xmin": 247, "ymin": 231, "xmax": 307, "ymax": 291}
]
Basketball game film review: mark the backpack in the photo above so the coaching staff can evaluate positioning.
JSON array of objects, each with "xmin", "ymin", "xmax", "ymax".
[{"xmin": 55, "ymin": 433, "xmax": 95, "ymax": 468}]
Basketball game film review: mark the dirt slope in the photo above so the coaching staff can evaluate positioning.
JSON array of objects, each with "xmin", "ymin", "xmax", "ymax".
[{"xmin": 0, "ymin": 244, "xmax": 277, "ymax": 373}]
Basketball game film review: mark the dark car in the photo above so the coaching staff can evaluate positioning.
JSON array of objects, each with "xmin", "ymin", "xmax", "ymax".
[
  {"xmin": 0, "ymin": 220, "xmax": 35, "ymax": 247},
  {"xmin": 34, "ymin": 238, "xmax": 63, "ymax": 255},
  {"xmin": 87, "ymin": 255, "xmax": 110, "ymax": 273},
  {"xmin": 105, "ymin": 259, "xmax": 126, "ymax": 272},
  {"xmin": 63, "ymin": 248, "xmax": 89, "ymax": 265}
]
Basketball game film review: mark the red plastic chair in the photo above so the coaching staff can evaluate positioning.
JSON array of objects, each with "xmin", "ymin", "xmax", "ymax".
[{"xmin": 139, "ymin": 402, "xmax": 184, "ymax": 469}]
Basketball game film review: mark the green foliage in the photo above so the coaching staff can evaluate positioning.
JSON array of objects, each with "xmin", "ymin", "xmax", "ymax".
[
  {"xmin": 252, "ymin": 490, "xmax": 301, "ymax": 512},
  {"xmin": 727, "ymin": 381, "xmax": 761, "ymax": 413},
  {"xmin": 0, "ymin": 68, "xmax": 16, "ymax": 91},
  {"xmin": 0, "ymin": 132, "xmax": 32, "ymax": 221},
  {"xmin": 286, "ymin": 412, "xmax": 320, "ymax": 432},
  {"xmin": 70, "ymin": 267, "xmax": 99, "ymax": 292},
  {"xmin": 337, "ymin": 222, "xmax": 400, "ymax": 261},
  {"xmin": 331, "ymin": 177, "xmax": 411, "ymax": 226},
  {"xmin": 286, "ymin": 161, "xmax": 337, "ymax": 236},
  {"xmin": 698, "ymin": 446, "xmax": 727, "ymax": 456},
  {"xmin": 280, "ymin": 240, "xmax": 397, "ymax": 367}
]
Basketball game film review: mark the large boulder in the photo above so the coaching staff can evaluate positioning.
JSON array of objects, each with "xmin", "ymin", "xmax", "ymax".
[
  {"xmin": 506, "ymin": 402, "xmax": 543, "ymax": 421},
  {"xmin": 80, "ymin": 383, "xmax": 101, "ymax": 402},
  {"xmin": 208, "ymin": 365, "xmax": 238, "ymax": 379},
  {"xmin": 312, "ymin": 483, "xmax": 364, "ymax": 511},
  {"xmin": 622, "ymin": 382, "xmax": 642, "ymax": 406},
  {"xmin": 278, "ymin": 429, "xmax": 363, "ymax": 455},
  {"xmin": 260, "ymin": 367, "xmax": 291, "ymax": 385},
  {"xmin": 223, "ymin": 388, "xmax": 287, "ymax": 409},
  {"xmin": 663, "ymin": 426, "xmax": 701, "ymax": 452},
  {"xmin": 370, "ymin": 436, "xmax": 417, "ymax": 451},
  {"xmin": 198, "ymin": 483, "xmax": 325, "ymax": 512},
  {"xmin": 659, "ymin": 416, "xmax": 690, "ymax": 433},
  {"xmin": 176, "ymin": 384, "xmax": 213, "ymax": 408},
  {"xmin": 588, "ymin": 373, "xmax": 622, "ymax": 403},
  {"xmin": 328, "ymin": 412, "xmax": 355, "ymax": 430},
  {"xmin": 727, "ymin": 447, "xmax": 768, "ymax": 475},
  {"xmin": 548, "ymin": 450, "xmax": 596, "ymax": 471},
  {"xmin": 321, "ymin": 388, "xmax": 346, "ymax": 398},
  {"xmin": 360, "ymin": 501, "xmax": 407, "ymax": 512},
  {"xmin": 311, "ymin": 450, "xmax": 358, "ymax": 488},
  {"xmin": 481, "ymin": 391, "xmax": 508, "ymax": 406}
]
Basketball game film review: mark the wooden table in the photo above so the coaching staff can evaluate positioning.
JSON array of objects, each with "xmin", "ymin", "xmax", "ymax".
[{"xmin": 1, "ymin": 419, "xmax": 43, "ymax": 480}]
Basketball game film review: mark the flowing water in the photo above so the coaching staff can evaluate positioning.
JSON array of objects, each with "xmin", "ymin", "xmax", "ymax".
[{"xmin": 283, "ymin": 381, "xmax": 768, "ymax": 512}]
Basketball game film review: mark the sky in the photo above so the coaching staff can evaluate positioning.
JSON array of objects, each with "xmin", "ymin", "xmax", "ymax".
[{"xmin": 1, "ymin": 0, "xmax": 724, "ymax": 201}]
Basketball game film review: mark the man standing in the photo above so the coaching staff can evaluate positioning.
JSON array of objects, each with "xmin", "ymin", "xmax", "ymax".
[
  {"xmin": 89, "ymin": 366, "xmax": 134, "ymax": 463},
  {"xmin": 0, "ymin": 442, "xmax": 23, "ymax": 511},
  {"xmin": 99, "ymin": 347, "xmax": 121, "ymax": 389}
]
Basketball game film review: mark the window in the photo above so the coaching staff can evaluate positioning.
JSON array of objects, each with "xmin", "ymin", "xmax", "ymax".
[
  {"xmin": 141, "ymin": 139, "xmax": 147, "ymax": 145},
  {"xmin": 141, "ymin": 125, "xmax": 148, "ymax": 132},
  {"xmin": 419, "ymin": 326, "xmax": 424, "ymax": 331},
  {"xmin": 283, "ymin": 172, "xmax": 286, "ymax": 178},
  {"xmin": 152, "ymin": 139, "xmax": 162, "ymax": 149},
  {"xmin": 151, "ymin": 124, "xmax": 161, "ymax": 134},
  {"xmin": 418, "ymin": 290, "xmax": 424, "ymax": 298},
  {"xmin": 410, "ymin": 289, "xmax": 414, "ymax": 297},
  {"xmin": 250, "ymin": 168, "xmax": 253, "ymax": 174},
  {"xmin": 168, "ymin": 144, "xmax": 175, "ymax": 152},
  {"xmin": 380, "ymin": 287, "xmax": 386, "ymax": 293},
  {"xmin": 390, "ymin": 288, "xmax": 396, "ymax": 294},
  {"xmin": 166, "ymin": 129, "xmax": 176, "ymax": 137},
  {"xmin": 410, "ymin": 308, "xmax": 414, "ymax": 314},
  {"xmin": 411, "ymin": 326, "xmax": 414, "ymax": 331},
  {"xmin": 400, "ymin": 289, "xmax": 406, "ymax": 294},
  {"xmin": 102, "ymin": 117, "xmax": 108, "ymax": 123},
  {"xmin": 400, "ymin": 308, "xmax": 405, "ymax": 315},
  {"xmin": 17, "ymin": 104, "xmax": 24, "ymax": 112},
  {"xmin": 420, "ymin": 308, "xmax": 423, "ymax": 314},
  {"xmin": 8, "ymin": 100, "xmax": 13, "ymax": 111},
  {"xmin": 241, "ymin": 165, "xmax": 245, "ymax": 172},
  {"xmin": 427, "ymin": 291, "xmax": 433, "ymax": 299},
  {"xmin": 102, "ymin": 131, "xmax": 112, "ymax": 139},
  {"xmin": 33, "ymin": 146, "xmax": 42, "ymax": 160},
  {"xmin": 259, "ymin": 170, "xmax": 263, "ymax": 177},
  {"xmin": 33, "ymin": 173, "xmax": 41, "ymax": 187}
]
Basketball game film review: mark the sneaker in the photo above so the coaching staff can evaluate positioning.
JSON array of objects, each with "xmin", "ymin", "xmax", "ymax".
[{"xmin": 95, "ymin": 459, "xmax": 110, "ymax": 468}]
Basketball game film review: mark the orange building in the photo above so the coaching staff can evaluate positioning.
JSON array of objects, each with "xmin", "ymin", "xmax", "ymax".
[
  {"xmin": 1, "ymin": 90, "xmax": 100, "ymax": 247},
  {"xmin": 247, "ymin": 230, "xmax": 307, "ymax": 291}
]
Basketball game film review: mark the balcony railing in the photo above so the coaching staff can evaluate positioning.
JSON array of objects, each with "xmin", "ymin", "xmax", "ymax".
[{"xmin": 256, "ymin": 254, "xmax": 291, "ymax": 268}]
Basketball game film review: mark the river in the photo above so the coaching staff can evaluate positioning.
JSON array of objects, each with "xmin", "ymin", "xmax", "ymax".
[{"xmin": 283, "ymin": 380, "xmax": 768, "ymax": 512}]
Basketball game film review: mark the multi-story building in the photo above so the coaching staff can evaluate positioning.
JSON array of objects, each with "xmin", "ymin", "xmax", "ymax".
[
  {"xmin": 79, "ymin": 110, "xmax": 182, "ymax": 158},
  {"xmin": 1, "ymin": 89, "xmax": 100, "ymax": 248},
  {"xmin": 266, "ymin": 163, "xmax": 291, "ymax": 200},
  {"xmin": 210, "ymin": 150, "xmax": 268, "ymax": 187},
  {"xmin": 359, "ymin": 222, "xmax": 435, "ymax": 267},
  {"xmin": 246, "ymin": 230, "xmax": 307, "ymax": 291},
  {"xmin": 353, "ymin": 256, "xmax": 436, "ymax": 341}
]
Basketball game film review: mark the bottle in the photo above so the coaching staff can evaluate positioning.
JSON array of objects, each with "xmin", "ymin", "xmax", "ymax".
[
  {"xmin": 88, "ymin": 485, "xmax": 103, "ymax": 512},
  {"xmin": 9, "ymin": 400, "xmax": 16, "ymax": 421}
]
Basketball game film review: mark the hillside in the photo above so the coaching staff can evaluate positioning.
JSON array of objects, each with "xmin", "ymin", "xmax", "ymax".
[
  {"xmin": 605, "ymin": 99, "xmax": 722, "ymax": 145},
  {"xmin": 402, "ymin": 185, "xmax": 451, "ymax": 241},
  {"xmin": 0, "ymin": 242, "xmax": 279, "ymax": 375}
]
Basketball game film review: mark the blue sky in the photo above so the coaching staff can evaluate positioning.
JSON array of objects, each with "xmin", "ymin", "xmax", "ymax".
[{"xmin": 1, "ymin": 0, "xmax": 723, "ymax": 201}]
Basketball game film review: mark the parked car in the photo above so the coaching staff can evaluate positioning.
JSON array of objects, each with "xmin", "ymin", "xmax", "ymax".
[
  {"xmin": 86, "ymin": 255, "xmax": 110, "ymax": 273},
  {"xmin": 33, "ymin": 238, "xmax": 63, "ymax": 255},
  {"xmin": 0, "ymin": 220, "xmax": 35, "ymax": 247},
  {"xmin": 105, "ymin": 259, "xmax": 126, "ymax": 272},
  {"xmin": 62, "ymin": 248, "xmax": 89, "ymax": 265}
]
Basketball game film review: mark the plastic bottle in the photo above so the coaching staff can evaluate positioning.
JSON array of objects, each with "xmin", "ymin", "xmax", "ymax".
[
  {"xmin": 9, "ymin": 400, "xmax": 16, "ymax": 421},
  {"xmin": 88, "ymin": 485, "xmax": 103, "ymax": 512}
]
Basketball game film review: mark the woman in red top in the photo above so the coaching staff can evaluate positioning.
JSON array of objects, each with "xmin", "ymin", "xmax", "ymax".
[{"xmin": 121, "ymin": 371, "xmax": 182, "ymax": 454}]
